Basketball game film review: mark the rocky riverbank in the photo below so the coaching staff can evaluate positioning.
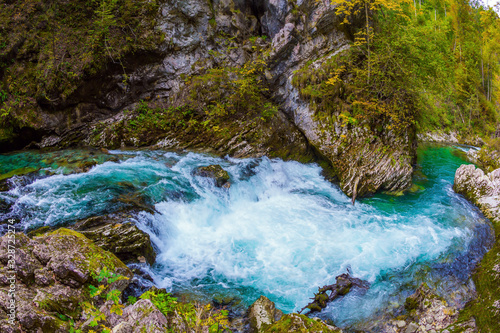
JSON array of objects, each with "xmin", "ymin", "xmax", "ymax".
[
  {"xmin": 0, "ymin": 226, "xmax": 477, "ymax": 333},
  {"xmin": 453, "ymin": 163, "xmax": 500, "ymax": 332},
  {"xmin": 0, "ymin": 144, "xmax": 496, "ymax": 332},
  {"xmin": 0, "ymin": 227, "xmax": 345, "ymax": 333},
  {"xmin": 466, "ymin": 139, "xmax": 500, "ymax": 173}
]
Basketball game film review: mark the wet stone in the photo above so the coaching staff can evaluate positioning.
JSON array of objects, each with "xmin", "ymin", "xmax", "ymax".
[
  {"xmin": 194, "ymin": 164, "xmax": 231, "ymax": 188},
  {"xmin": 71, "ymin": 213, "xmax": 157, "ymax": 265}
]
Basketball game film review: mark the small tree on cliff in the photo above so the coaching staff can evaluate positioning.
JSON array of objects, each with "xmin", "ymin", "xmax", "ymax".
[{"xmin": 331, "ymin": 0, "xmax": 410, "ymax": 84}]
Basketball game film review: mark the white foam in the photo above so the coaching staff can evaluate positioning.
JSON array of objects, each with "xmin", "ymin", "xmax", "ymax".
[
  {"xmin": 2, "ymin": 151, "xmax": 484, "ymax": 325},
  {"xmin": 141, "ymin": 157, "xmax": 470, "ymax": 314}
]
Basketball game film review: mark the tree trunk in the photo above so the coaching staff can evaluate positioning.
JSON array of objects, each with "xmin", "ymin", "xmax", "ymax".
[
  {"xmin": 488, "ymin": 68, "xmax": 491, "ymax": 101},
  {"xmin": 366, "ymin": 1, "xmax": 370, "ymax": 85},
  {"xmin": 481, "ymin": 49, "xmax": 484, "ymax": 89}
]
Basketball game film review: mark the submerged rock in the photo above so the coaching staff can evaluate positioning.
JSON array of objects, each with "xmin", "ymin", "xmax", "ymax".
[
  {"xmin": 0, "ymin": 229, "xmax": 132, "ymax": 332},
  {"xmin": 70, "ymin": 213, "xmax": 156, "ymax": 265},
  {"xmin": 194, "ymin": 164, "xmax": 231, "ymax": 188},
  {"xmin": 403, "ymin": 285, "xmax": 461, "ymax": 331}
]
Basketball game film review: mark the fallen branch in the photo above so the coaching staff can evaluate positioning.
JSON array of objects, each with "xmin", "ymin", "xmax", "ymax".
[{"xmin": 299, "ymin": 273, "xmax": 370, "ymax": 314}]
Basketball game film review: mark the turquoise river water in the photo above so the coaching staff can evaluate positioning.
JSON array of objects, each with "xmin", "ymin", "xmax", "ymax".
[{"xmin": 0, "ymin": 144, "xmax": 494, "ymax": 328}]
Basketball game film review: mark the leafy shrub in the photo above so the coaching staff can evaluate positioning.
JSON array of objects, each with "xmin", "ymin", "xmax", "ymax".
[{"xmin": 140, "ymin": 289, "xmax": 230, "ymax": 333}]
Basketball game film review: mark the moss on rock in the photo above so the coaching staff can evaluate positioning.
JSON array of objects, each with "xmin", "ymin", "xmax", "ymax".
[
  {"xmin": 37, "ymin": 228, "xmax": 132, "ymax": 287},
  {"xmin": 70, "ymin": 213, "xmax": 157, "ymax": 265},
  {"xmin": 263, "ymin": 314, "xmax": 342, "ymax": 333},
  {"xmin": 0, "ymin": 229, "xmax": 133, "ymax": 332},
  {"xmin": 0, "ymin": 0, "xmax": 163, "ymax": 149},
  {"xmin": 454, "ymin": 164, "xmax": 500, "ymax": 332}
]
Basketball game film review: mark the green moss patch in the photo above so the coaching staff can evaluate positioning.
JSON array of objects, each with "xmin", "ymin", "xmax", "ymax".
[
  {"xmin": 0, "ymin": 0, "xmax": 163, "ymax": 142},
  {"xmin": 457, "ymin": 220, "xmax": 500, "ymax": 332},
  {"xmin": 263, "ymin": 314, "xmax": 342, "ymax": 333}
]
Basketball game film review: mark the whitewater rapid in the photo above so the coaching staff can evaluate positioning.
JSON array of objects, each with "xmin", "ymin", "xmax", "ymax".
[{"xmin": 0, "ymin": 146, "xmax": 493, "ymax": 327}]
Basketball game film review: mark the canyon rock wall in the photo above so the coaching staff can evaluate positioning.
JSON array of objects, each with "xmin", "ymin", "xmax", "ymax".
[{"xmin": 0, "ymin": 0, "xmax": 416, "ymax": 197}]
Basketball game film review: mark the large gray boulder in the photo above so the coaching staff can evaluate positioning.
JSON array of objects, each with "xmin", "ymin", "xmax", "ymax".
[
  {"xmin": 372, "ymin": 284, "xmax": 476, "ymax": 333},
  {"xmin": 454, "ymin": 164, "xmax": 500, "ymax": 224}
]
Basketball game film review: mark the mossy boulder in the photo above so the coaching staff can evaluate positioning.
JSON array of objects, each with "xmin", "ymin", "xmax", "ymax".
[
  {"xmin": 0, "ymin": 229, "xmax": 132, "ymax": 332},
  {"xmin": 194, "ymin": 164, "xmax": 231, "ymax": 188},
  {"xmin": 36, "ymin": 228, "xmax": 132, "ymax": 288},
  {"xmin": 263, "ymin": 313, "xmax": 342, "ymax": 333},
  {"xmin": 70, "ymin": 213, "xmax": 156, "ymax": 265}
]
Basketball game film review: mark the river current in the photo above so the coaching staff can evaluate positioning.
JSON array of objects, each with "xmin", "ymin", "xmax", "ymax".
[{"xmin": 0, "ymin": 144, "xmax": 493, "ymax": 328}]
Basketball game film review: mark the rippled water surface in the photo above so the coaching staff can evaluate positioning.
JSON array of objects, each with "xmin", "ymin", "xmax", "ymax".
[{"xmin": 0, "ymin": 145, "xmax": 493, "ymax": 328}]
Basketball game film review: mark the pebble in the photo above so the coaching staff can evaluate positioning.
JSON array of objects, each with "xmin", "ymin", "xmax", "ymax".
[{"xmin": 396, "ymin": 320, "xmax": 406, "ymax": 328}]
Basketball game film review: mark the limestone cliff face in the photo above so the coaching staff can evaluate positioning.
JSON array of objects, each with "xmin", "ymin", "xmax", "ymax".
[
  {"xmin": 258, "ymin": 0, "xmax": 416, "ymax": 197},
  {"xmin": 1, "ymin": 0, "xmax": 416, "ymax": 197}
]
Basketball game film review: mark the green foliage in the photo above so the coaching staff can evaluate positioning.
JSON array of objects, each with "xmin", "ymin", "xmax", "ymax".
[
  {"xmin": 185, "ymin": 52, "xmax": 276, "ymax": 122},
  {"xmin": 77, "ymin": 267, "xmax": 129, "ymax": 332},
  {"xmin": 475, "ymin": 137, "xmax": 500, "ymax": 171},
  {"xmin": 126, "ymin": 295, "xmax": 137, "ymax": 305},
  {"xmin": 140, "ymin": 289, "xmax": 179, "ymax": 315},
  {"xmin": 140, "ymin": 289, "xmax": 230, "ymax": 333},
  {"xmin": 293, "ymin": 45, "xmax": 416, "ymax": 135},
  {"xmin": 294, "ymin": 0, "xmax": 499, "ymax": 139},
  {"xmin": 123, "ymin": 102, "xmax": 200, "ymax": 136}
]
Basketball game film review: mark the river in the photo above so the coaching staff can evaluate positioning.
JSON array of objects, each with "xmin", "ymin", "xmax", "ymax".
[{"xmin": 0, "ymin": 144, "xmax": 493, "ymax": 329}]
